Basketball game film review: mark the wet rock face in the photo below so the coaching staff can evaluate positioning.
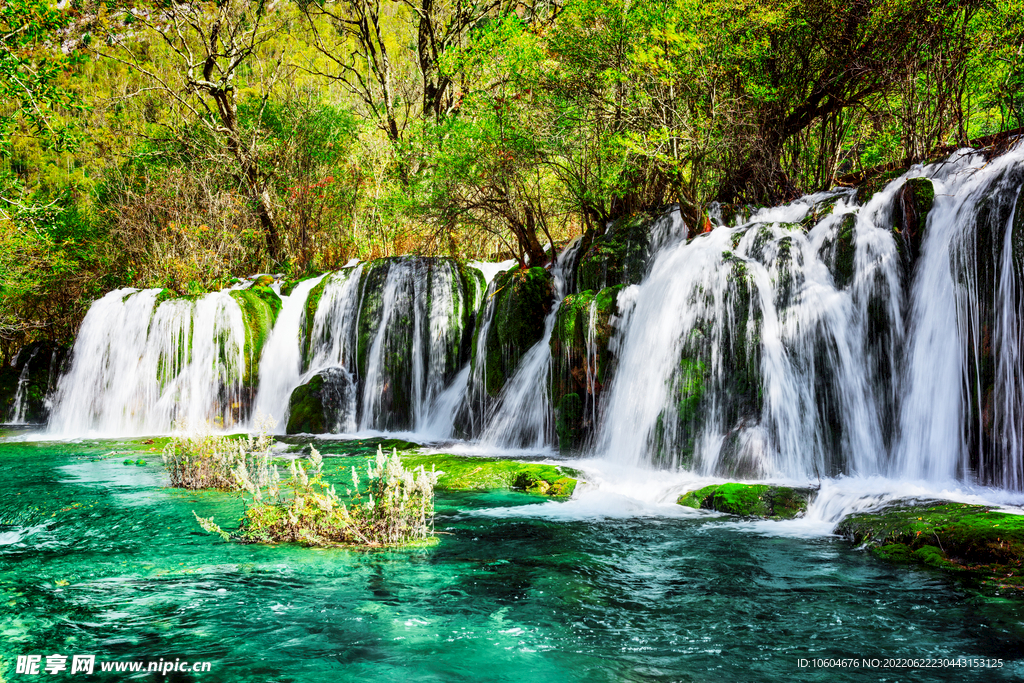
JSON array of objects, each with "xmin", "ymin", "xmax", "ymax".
[
  {"xmin": 549, "ymin": 286, "xmax": 622, "ymax": 452},
  {"xmin": 0, "ymin": 342, "xmax": 68, "ymax": 424},
  {"xmin": 285, "ymin": 367, "xmax": 356, "ymax": 435},
  {"xmin": 477, "ymin": 266, "xmax": 553, "ymax": 398},
  {"xmin": 892, "ymin": 177, "xmax": 935, "ymax": 268},
  {"xmin": 575, "ymin": 212, "xmax": 657, "ymax": 291}
]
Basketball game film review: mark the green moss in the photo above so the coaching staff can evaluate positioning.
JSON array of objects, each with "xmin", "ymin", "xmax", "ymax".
[
  {"xmin": 285, "ymin": 375, "xmax": 326, "ymax": 434},
  {"xmin": 280, "ymin": 273, "xmax": 323, "ymax": 297},
  {"xmin": 481, "ymin": 266, "xmax": 553, "ymax": 396},
  {"xmin": 677, "ymin": 483, "xmax": 812, "ymax": 519},
  {"xmin": 836, "ymin": 502, "xmax": 1024, "ymax": 589},
  {"xmin": 677, "ymin": 358, "xmax": 706, "ymax": 424},
  {"xmin": 230, "ymin": 287, "xmax": 281, "ymax": 386},
  {"xmin": 397, "ymin": 453, "xmax": 579, "ymax": 497},
  {"xmin": 154, "ymin": 288, "xmax": 178, "ymax": 305},
  {"xmin": 576, "ymin": 212, "xmax": 655, "ymax": 291}
]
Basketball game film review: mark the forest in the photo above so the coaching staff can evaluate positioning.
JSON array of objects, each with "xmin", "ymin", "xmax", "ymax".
[{"xmin": 2, "ymin": 0, "xmax": 1022, "ymax": 358}]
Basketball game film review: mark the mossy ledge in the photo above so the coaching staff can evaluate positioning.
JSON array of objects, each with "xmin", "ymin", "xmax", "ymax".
[
  {"xmin": 402, "ymin": 454, "xmax": 579, "ymax": 497},
  {"xmin": 835, "ymin": 502, "xmax": 1024, "ymax": 590},
  {"xmin": 676, "ymin": 483, "xmax": 813, "ymax": 519}
]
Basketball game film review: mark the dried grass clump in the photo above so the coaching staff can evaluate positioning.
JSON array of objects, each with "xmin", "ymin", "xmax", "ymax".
[{"xmin": 195, "ymin": 444, "xmax": 440, "ymax": 548}]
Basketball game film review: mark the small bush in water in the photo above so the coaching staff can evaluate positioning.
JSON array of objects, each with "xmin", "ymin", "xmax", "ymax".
[
  {"xmin": 162, "ymin": 419, "xmax": 275, "ymax": 490},
  {"xmin": 195, "ymin": 444, "xmax": 440, "ymax": 547}
]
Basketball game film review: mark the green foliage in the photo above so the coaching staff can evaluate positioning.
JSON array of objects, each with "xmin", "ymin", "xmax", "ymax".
[
  {"xmin": 0, "ymin": 0, "xmax": 86, "ymax": 154},
  {"xmin": 3, "ymin": 0, "xmax": 1024, "ymax": 353}
]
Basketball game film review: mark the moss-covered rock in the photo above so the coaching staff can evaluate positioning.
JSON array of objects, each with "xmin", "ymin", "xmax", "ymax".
[
  {"xmin": 549, "ymin": 285, "xmax": 622, "ymax": 451},
  {"xmin": 0, "ymin": 342, "xmax": 68, "ymax": 424},
  {"xmin": 576, "ymin": 211, "xmax": 657, "ymax": 291},
  {"xmin": 286, "ymin": 374, "xmax": 327, "ymax": 434},
  {"xmin": 835, "ymin": 502, "xmax": 1024, "ymax": 589},
  {"xmin": 677, "ymin": 483, "xmax": 812, "ymax": 519},
  {"xmin": 400, "ymin": 453, "xmax": 579, "ymax": 497},
  {"xmin": 475, "ymin": 265, "xmax": 553, "ymax": 397},
  {"xmin": 285, "ymin": 368, "xmax": 356, "ymax": 434},
  {"xmin": 230, "ymin": 286, "xmax": 281, "ymax": 387}
]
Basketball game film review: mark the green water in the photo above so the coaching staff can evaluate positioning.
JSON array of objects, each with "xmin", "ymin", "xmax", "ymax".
[{"xmin": 2, "ymin": 439, "xmax": 1023, "ymax": 682}]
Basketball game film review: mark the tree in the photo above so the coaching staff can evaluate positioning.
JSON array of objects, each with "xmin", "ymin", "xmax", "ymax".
[
  {"xmin": 97, "ymin": 0, "xmax": 290, "ymax": 262},
  {"xmin": 714, "ymin": 0, "xmax": 984, "ymax": 204}
]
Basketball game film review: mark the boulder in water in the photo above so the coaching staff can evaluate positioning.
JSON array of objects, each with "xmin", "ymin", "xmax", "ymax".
[
  {"xmin": 677, "ymin": 483, "xmax": 812, "ymax": 519},
  {"xmin": 836, "ymin": 502, "xmax": 1024, "ymax": 588},
  {"xmin": 286, "ymin": 367, "xmax": 356, "ymax": 434}
]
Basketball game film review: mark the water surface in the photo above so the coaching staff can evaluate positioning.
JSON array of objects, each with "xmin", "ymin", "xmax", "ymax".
[{"xmin": 2, "ymin": 440, "xmax": 1022, "ymax": 682}]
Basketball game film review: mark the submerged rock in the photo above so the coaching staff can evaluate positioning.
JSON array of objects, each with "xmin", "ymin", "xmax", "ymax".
[
  {"xmin": 676, "ymin": 483, "xmax": 812, "ymax": 519},
  {"xmin": 836, "ymin": 502, "xmax": 1024, "ymax": 589}
]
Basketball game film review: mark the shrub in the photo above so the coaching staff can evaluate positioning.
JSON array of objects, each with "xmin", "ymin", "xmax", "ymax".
[
  {"xmin": 162, "ymin": 419, "xmax": 275, "ymax": 490},
  {"xmin": 195, "ymin": 444, "xmax": 440, "ymax": 548}
]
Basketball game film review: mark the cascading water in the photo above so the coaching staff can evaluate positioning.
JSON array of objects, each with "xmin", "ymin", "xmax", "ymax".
[
  {"xmin": 49, "ymin": 288, "xmax": 248, "ymax": 436},
  {"xmin": 7, "ymin": 347, "xmax": 39, "ymax": 424},
  {"xmin": 292, "ymin": 258, "xmax": 481, "ymax": 435},
  {"xmin": 594, "ymin": 194, "xmax": 887, "ymax": 479},
  {"xmin": 479, "ymin": 240, "xmax": 582, "ymax": 450},
  {"xmin": 35, "ymin": 145, "xmax": 1024, "ymax": 496},
  {"xmin": 594, "ymin": 145, "xmax": 1024, "ymax": 490},
  {"xmin": 251, "ymin": 274, "xmax": 329, "ymax": 429}
]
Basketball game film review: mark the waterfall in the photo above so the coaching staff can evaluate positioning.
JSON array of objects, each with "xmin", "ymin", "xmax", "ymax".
[
  {"xmin": 296, "ymin": 258, "xmax": 478, "ymax": 434},
  {"xmin": 34, "ymin": 144, "xmax": 1024, "ymax": 491},
  {"xmin": 479, "ymin": 241, "xmax": 581, "ymax": 449},
  {"xmin": 251, "ymin": 274, "xmax": 329, "ymax": 430},
  {"xmin": 994, "ymin": 189, "xmax": 1024, "ymax": 490},
  {"xmin": 896, "ymin": 148, "xmax": 1024, "ymax": 485},
  {"xmin": 594, "ymin": 193, "xmax": 892, "ymax": 478},
  {"xmin": 49, "ymin": 288, "xmax": 248, "ymax": 436},
  {"xmin": 7, "ymin": 347, "xmax": 39, "ymax": 424}
]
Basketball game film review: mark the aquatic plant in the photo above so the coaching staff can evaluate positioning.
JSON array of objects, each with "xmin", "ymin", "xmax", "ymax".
[
  {"xmin": 196, "ymin": 444, "xmax": 440, "ymax": 547},
  {"xmin": 162, "ymin": 419, "xmax": 276, "ymax": 490}
]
